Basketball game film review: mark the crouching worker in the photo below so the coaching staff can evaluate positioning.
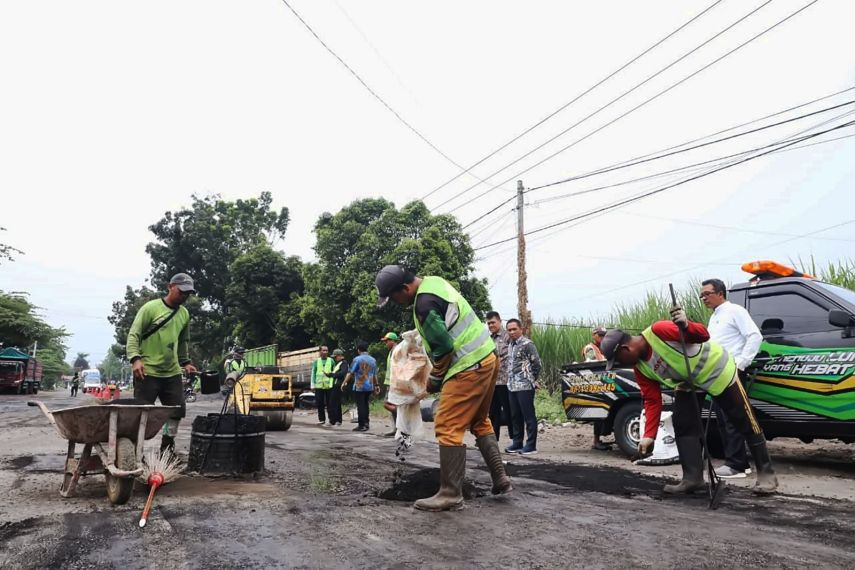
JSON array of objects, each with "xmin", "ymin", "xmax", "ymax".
[
  {"xmin": 600, "ymin": 309, "xmax": 778, "ymax": 495},
  {"xmin": 375, "ymin": 265, "xmax": 513, "ymax": 511},
  {"xmin": 126, "ymin": 273, "xmax": 198, "ymax": 455}
]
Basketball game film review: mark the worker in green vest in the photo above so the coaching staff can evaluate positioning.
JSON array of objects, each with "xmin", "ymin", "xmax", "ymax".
[
  {"xmin": 375, "ymin": 265, "xmax": 512, "ymax": 511},
  {"xmin": 323, "ymin": 348, "xmax": 346, "ymax": 426},
  {"xmin": 600, "ymin": 309, "xmax": 778, "ymax": 495},
  {"xmin": 224, "ymin": 347, "xmax": 247, "ymax": 377},
  {"xmin": 380, "ymin": 332, "xmax": 400, "ymax": 437},
  {"xmin": 311, "ymin": 346, "xmax": 335, "ymax": 426}
]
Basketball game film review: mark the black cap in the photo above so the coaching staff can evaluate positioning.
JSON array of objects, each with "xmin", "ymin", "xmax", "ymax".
[
  {"xmin": 375, "ymin": 265, "xmax": 407, "ymax": 308},
  {"xmin": 233, "ymin": 346, "xmax": 246, "ymax": 354},
  {"xmin": 600, "ymin": 329, "xmax": 631, "ymax": 371}
]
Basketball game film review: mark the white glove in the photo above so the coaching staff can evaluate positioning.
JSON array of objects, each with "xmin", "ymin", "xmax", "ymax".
[
  {"xmin": 670, "ymin": 307, "xmax": 688, "ymax": 330},
  {"xmin": 638, "ymin": 437, "xmax": 655, "ymax": 457}
]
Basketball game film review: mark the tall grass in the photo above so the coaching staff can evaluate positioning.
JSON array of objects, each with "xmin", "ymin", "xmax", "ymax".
[
  {"xmin": 531, "ymin": 280, "xmax": 710, "ymax": 394},
  {"xmin": 796, "ymin": 256, "xmax": 855, "ymax": 290}
]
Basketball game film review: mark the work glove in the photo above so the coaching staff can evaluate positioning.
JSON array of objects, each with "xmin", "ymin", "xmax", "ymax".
[
  {"xmin": 637, "ymin": 437, "xmax": 655, "ymax": 457},
  {"xmin": 426, "ymin": 375, "xmax": 442, "ymax": 394},
  {"xmin": 670, "ymin": 307, "xmax": 688, "ymax": 330}
]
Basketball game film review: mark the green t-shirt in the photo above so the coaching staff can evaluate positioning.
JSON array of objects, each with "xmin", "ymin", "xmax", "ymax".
[{"xmin": 126, "ymin": 299, "xmax": 191, "ymax": 378}]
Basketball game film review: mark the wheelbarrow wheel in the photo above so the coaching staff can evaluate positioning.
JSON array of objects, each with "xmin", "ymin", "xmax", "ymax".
[{"xmin": 105, "ymin": 437, "xmax": 135, "ymax": 505}]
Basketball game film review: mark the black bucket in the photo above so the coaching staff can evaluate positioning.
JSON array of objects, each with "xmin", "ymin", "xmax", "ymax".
[
  {"xmin": 187, "ymin": 413, "xmax": 265, "ymax": 474},
  {"xmin": 200, "ymin": 371, "xmax": 221, "ymax": 395}
]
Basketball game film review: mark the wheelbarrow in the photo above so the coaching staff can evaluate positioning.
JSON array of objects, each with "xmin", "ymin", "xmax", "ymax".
[{"xmin": 29, "ymin": 401, "xmax": 180, "ymax": 505}]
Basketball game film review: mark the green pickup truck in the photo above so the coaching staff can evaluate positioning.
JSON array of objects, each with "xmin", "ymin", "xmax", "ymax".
[{"xmin": 561, "ymin": 261, "xmax": 855, "ymax": 457}]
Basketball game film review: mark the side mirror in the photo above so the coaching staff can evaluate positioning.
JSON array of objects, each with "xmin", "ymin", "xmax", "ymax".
[
  {"xmin": 828, "ymin": 309, "xmax": 854, "ymax": 328},
  {"xmin": 761, "ymin": 318, "xmax": 784, "ymax": 332}
]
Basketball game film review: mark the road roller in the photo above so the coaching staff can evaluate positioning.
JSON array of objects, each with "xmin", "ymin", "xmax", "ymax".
[{"xmin": 229, "ymin": 368, "xmax": 295, "ymax": 430}]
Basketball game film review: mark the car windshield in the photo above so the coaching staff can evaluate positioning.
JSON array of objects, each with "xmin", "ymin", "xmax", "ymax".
[{"xmin": 816, "ymin": 282, "xmax": 855, "ymax": 308}]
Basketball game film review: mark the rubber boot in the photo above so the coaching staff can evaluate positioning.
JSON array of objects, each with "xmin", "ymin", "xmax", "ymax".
[
  {"xmin": 160, "ymin": 434, "xmax": 175, "ymax": 457},
  {"xmin": 475, "ymin": 434, "xmax": 513, "ymax": 495},
  {"xmin": 414, "ymin": 445, "xmax": 466, "ymax": 511},
  {"xmin": 663, "ymin": 436, "xmax": 706, "ymax": 494},
  {"xmin": 384, "ymin": 408, "xmax": 397, "ymax": 437},
  {"xmin": 746, "ymin": 433, "xmax": 778, "ymax": 494}
]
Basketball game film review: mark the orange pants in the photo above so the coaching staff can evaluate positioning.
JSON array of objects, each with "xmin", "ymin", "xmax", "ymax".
[{"xmin": 434, "ymin": 353, "xmax": 498, "ymax": 446}]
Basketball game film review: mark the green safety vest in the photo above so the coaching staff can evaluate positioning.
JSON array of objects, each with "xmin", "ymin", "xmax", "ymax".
[
  {"xmin": 228, "ymin": 359, "xmax": 246, "ymax": 373},
  {"xmin": 313, "ymin": 357, "xmax": 335, "ymax": 389},
  {"xmin": 635, "ymin": 326, "xmax": 736, "ymax": 396},
  {"xmin": 413, "ymin": 276, "xmax": 496, "ymax": 381},
  {"xmin": 385, "ymin": 349, "xmax": 393, "ymax": 386}
]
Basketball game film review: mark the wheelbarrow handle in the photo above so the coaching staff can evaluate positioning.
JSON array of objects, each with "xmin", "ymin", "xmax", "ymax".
[{"xmin": 28, "ymin": 400, "xmax": 57, "ymax": 427}]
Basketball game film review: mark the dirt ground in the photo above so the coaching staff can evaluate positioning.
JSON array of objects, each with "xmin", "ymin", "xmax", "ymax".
[{"xmin": 2, "ymin": 391, "xmax": 855, "ymax": 569}]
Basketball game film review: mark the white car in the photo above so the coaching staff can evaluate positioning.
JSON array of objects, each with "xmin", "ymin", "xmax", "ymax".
[{"xmin": 80, "ymin": 369, "xmax": 102, "ymax": 393}]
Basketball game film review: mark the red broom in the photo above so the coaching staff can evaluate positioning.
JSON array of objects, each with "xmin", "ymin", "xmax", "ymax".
[{"xmin": 139, "ymin": 448, "xmax": 183, "ymax": 528}]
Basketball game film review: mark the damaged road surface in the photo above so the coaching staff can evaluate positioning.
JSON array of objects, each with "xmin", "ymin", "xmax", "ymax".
[{"xmin": 2, "ymin": 393, "xmax": 854, "ymax": 569}]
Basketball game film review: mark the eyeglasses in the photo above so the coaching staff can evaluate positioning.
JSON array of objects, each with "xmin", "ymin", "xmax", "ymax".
[{"xmin": 699, "ymin": 291, "xmax": 720, "ymax": 299}]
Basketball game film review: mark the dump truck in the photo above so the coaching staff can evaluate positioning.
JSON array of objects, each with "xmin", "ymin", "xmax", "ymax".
[
  {"xmin": 229, "ymin": 345, "xmax": 317, "ymax": 431},
  {"xmin": 561, "ymin": 260, "xmax": 855, "ymax": 457},
  {"xmin": 0, "ymin": 347, "xmax": 42, "ymax": 394}
]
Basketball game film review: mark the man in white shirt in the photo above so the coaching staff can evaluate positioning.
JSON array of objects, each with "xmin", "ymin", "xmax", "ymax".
[{"xmin": 702, "ymin": 278, "xmax": 763, "ymax": 479}]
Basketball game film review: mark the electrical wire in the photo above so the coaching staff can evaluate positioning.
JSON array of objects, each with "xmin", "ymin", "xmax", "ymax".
[
  {"xmin": 277, "ymin": 0, "xmax": 511, "ymax": 191},
  {"xmin": 421, "ymin": 0, "xmax": 724, "ymax": 202},
  {"xmin": 461, "ymin": 85, "xmax": 855, "ymax": 228},
  {"xmin": 442, "ymin": 0, "xmax": 820, "ymax": 214},
  {"xmin": 473, "ymin": 118, "xmax": 855, "ymax": 250},
  {"xmin": 433, "ymin": 0, "xmax": 778, "ymax": 212}
]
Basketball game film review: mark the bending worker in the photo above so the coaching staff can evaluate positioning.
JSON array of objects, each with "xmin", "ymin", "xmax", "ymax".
[
  {"xmin": 375, "ymin": 265, "xmax": 512, "ymax": 511},
  {"xmin": 599, "ymin": 309, "xmax": 778, "ymax": 494}
]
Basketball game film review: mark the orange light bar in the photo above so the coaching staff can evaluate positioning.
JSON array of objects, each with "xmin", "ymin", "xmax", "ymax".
[{"xmin": 741, "ymin": 260, "xmax": 813, "ymax": 279}]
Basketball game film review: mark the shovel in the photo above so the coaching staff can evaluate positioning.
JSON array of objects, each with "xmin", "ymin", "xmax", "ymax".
[{"xmin": 668, "ymin": 283, "xmax": 726, "ymax": 510}]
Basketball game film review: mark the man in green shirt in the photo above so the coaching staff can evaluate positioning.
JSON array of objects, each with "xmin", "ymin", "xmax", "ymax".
[
  {"xmin": 380, "ymin": 332, "xmax": 399, "ymax": 437},
  {"xmin": 127, "ymin": 273, "xmax": 198, "ymax": 454}
]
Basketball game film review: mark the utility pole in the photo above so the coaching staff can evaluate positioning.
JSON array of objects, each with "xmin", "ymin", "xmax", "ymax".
[{"xmin": 516, "ymin": 180, "xmax": 532, "ymax": 334}]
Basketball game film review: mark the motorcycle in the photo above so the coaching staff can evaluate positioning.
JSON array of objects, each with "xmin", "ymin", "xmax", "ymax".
[{"xmin": 183, "ymin": 373, "xmax": 198, "ymax": 403}]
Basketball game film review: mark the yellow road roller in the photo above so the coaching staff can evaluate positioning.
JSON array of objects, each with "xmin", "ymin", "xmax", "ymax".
[{"xmin": 229, "ymin": 369, "xmax": 294, "ymax": 431}]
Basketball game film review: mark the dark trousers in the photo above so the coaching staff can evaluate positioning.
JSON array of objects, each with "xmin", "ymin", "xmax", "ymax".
[
  {"xmin": 134, "ymin": 374, "xmax": 185, "ymax": 419},
  {"xmin": 315, "ymin": 388, "xmax": 330, "ymax": 422},
  {"xmin": 354, "ymin": 391, "xmax": 370, "ymax": 427},
  {"xmin": 509, "ymin": 389, "xmax": 537, "ymax": 449},
  {"xmin": 593, "ymin": 420, "xmax": 605, "ymax": 439},
  {"xmin": 672, "ymin": 380, "xmax": 762, "ymax": 444},
  {"xmin": 327, "ymin": 386, "xmax": 342, "ymax": 424},
  {"xmin": 489, "ymin": 384, "xmax": 513, "ymax": 441},
  {"xmin": 711, "ymin": 373, "xmax": 751, "ymax": 471},
  {"xmin": 70, "ymin": 385, "xmax": 78, "ymax": 397}
]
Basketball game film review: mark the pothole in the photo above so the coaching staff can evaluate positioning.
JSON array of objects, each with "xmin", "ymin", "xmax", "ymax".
[{"xmin": 376, "ymin": 468, "xmax": 487, "ymax": 502}]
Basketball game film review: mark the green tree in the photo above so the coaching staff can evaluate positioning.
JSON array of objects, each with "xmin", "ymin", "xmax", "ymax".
[
  {"xmin": 0, "ymin": 291, "xmax": 70, "ymax": 388},
  {"xmin": 108, "ymin": 285, "xmax": 159, "ymax": 359},
  {"xmin": 73, "ymin": 352, "xmax": 90, "ymax": 370},
  {"xmin": 98, "ymin": 350, "xmax": 124, "ymax": 382},
  {"xmin": 225, "ymin": 244, "xmax": 309, "ymax": 349},
  {"xmin": 300, "ymin": 199, "xmax": 490, "ymax": 351},
  {"xmin": 0, "ymin": 227, "xmax": 23, "ymax": 265}
]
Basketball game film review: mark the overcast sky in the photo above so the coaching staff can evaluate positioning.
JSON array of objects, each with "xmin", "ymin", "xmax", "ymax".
[{"xmin": 1, "ymin": 1, "xmax": 853, "ymax": 365}]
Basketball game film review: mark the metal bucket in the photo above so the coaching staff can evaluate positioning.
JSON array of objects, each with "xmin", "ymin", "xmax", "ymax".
[
  {"xmin": 200, "ymin": 371, "xmax": 221, "ymax": 395},
  {"xmin": 187, "ymin": 413, "xmax": 265, "ymax": 474}
]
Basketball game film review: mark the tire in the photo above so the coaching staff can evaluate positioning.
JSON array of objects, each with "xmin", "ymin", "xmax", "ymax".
[
  {"xmin": 32, "ymin": 386, "xmax": 39, "ymax": 395},
  {"xmin": 613, "ymin": 402, "xmax": 643, "ymax": 458},
  {"xmin": 105, "ymin": 437, "xmax": 135, "ymax": 505}
]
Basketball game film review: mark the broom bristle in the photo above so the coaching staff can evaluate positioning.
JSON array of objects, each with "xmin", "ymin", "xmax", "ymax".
[{"xmin": 141, "ymin": 448, "xmax": 183, "ymax": 483}]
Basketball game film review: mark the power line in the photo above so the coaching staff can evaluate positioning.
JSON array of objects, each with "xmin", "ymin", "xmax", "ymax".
[
  {"xmin": 474, "ymin": 118, "xmax": 855, "ymax": 250},
  {"xmin": 277, "ymin": 0, "xmax": 511, "ymax": 191},
  {"xmin": 433, "ymin": 0, "xmax": 778, "ymax": 212},
  {"xmin": 462, "ymin": 85, "xmax": 855, "ymax": 228},
  {"xmin": 444, "ymin": 0, "xmax": 820, "ymax": 214},
  {"xmin": 421, "ymin": 0, "xmax": 724, "ymax": 202},
  {"xmin": 529, "ymin": 98, "xmax": 855, "ymax": 192},
  {"xmin": 528, "ymin": 105, "xmax": 855, "ymax": 207}
]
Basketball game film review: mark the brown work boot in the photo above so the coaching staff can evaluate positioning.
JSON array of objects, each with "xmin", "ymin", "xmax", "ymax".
[
  {"xmin": 747, "ymin": 434, "xmax": 778, "ymax": 495},
  {"xmin": 663, "ymin": 436, "xmax": 706, "ymax": 494},
  {"xmin": 475, "ymin": 434, "xmax": 513, "ymax": 495},
  {"xmin": 414, "ymin": 445, "xmax": 466, "ymax": 512}
]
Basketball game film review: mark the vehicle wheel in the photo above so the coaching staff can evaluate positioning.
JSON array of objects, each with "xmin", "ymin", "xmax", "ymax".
[
  {"xmin": 252, "ymin": 409, "xmax": 292, "ymax": 431},
  {"xmin": 32, "ymin": 386, "xmax": 39, "ymax": 395},
  {"xmin": 105, "ymin": 437, "xmax": 135, "ymax": 505},
  {"xmin": 26, "ymin": 383, "xmax": 33, "ymax": 395},
  {"xmin": 613, "ymin": 402, "xmax": 642, "ymax": 458}
]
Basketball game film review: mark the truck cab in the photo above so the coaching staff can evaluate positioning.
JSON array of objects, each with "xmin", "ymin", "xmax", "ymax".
[
  {"xmin": 561, "ymin": 260, "xmax": 855, "ymax": 457},
  {"xmin": 80, "ymin": 369, "xmax": 103, "ymax": 393}
]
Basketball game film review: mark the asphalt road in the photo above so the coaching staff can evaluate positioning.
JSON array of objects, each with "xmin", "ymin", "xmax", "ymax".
[{"xmin": 2, "ymin": 391, "xmax": 854, "ymax": 569}]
